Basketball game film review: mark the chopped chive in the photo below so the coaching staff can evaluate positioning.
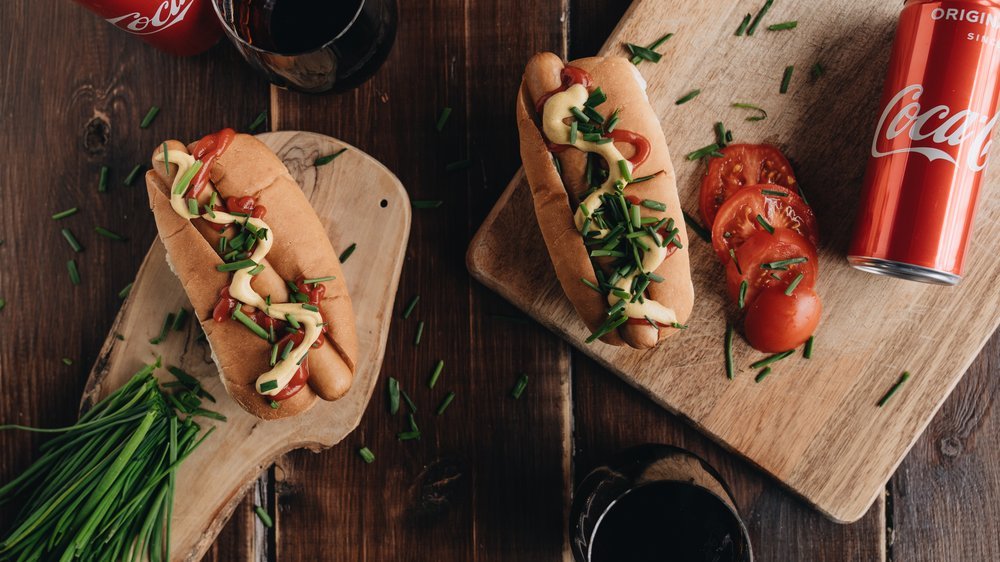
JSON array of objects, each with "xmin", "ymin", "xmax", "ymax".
[
  {"xmin": 254, "ymin": 506, "xmax": 273, "ymax": 528},
  {"xmin": 280, "ymin": 340, "xmax": 294, "ymax": 361},
  {"xmin": 0, "ymin": 299, "xmax": 5, "ymax": 312},
  {"xmin": 725, "ymin": 323, "xmax": 735, "ymax": 379},
  {"xmin": 411, "ymin": 199, "xmax": 444, "ymax": 209},
  {"xmin": 303, "ymin": 275, "xmax": 336, "ymax": 284},
  {"xmin": 746, "ymin": 0, "xmax": 774, "ymax": 36},
  {"xmin": 581, "ymin": 278, "xmax": 602, "ymax": 293},
  {"xmin": 435, "ymin": 107, "xmax": 453, "ymax": 132},
  {"xmin": 172, "ymin": 307, "xmax": 189, "ymax": 331},
  {"xmin": 755, "ymin": 367, "xmax": 772, "ymax": 383},
  {"xmin": 605, "ymin": 108, "xmax": 621, "ymax": 132},
  {"xmin": 358, "ymin": 447, "xmax": 375, "ymax": 463},
  {"xmin": 641, "ymin": 200, "xmax": 667, "ymax": 213},
  {"xmin": 583, "ymin": 106, "xmax": 605, "ymax": 124},
  {"xmin": 94, "ymin": 226, "xmax": 126, "ymax": 241},
  {"xmin": 51, "ymin": 207, "xmax": 79, "ymax": 220},
  {"xmin": 339, "ymin": 242, "xmax": 357, "ymax": 263},
  {"xmin": 715, "ymin": 122, "xmax": 729, "ymax": 147},
  {"xmin": 162, "ymin": 141, "xmax": 169, "ymax": 171},
  {"xmin": 511, "ymin": 374, "xmax": 529, "ymax": 399},
  {"xmin": 877, "ymin": 372, "xmax": 911, "ymax": 407},
  {"xmin": 301, "ymin": 304, "xmax": 319, "ymax": 312},
  {"xmin": 675, "ymin": 89, "xmax": 701, "ymax": 105},
  {"xmin": 428, "ymin": 360, "xmax": 445, "ymax": 389},
  {"xmin": 123, "ymin": 164, "xmax": 142, "ymax": 186},
  {"xmin": 671, "ymin": 322, "xmax": 688, "ymax": 330},
  {"xmin": 780, "ymin": 65, "xmax": 794, "ymax": 94},
  {"xmin": 570, "ymin": 106, "xmax": 591, "ymax": 123},
  {"xmin": 738, "ymin": 280, "xmax": 748, "ymax": 309},
  {"xmin": 187, "ymin": 198, "xmax": 199, "ymax": 216},
  {"xmin": 61, "ymin": 357, "xmax": 73, "ymax": 366},
  {"xmin": 785, "ymin": 273, "xmax": 805, "ymax": 295},
  {"xmin": 248, "ymin": 264, "xmax": 265, "ymax": 276},
  {"xmin": 216, "ymin": 259, "xmax": 256, "ymax": 272},
  {"xmin": 755, "ymin": 214, "xmax": 775, "ymax": 233},
  {"xmin": 686, "ymin": 143, "xmax": 720, "ymax": 160},
  {"xmin": 618, "ymin": 159, "xmax": 632, "ymax": 182},
  {"xmin": 397, "ymin": 431, "xmax": 421, "ymax": 441},
  {"xmin": 732, "ymin": 102, "xmax": 768, "ymax": 122},
  {"xmin": 61, "ymin": 228, "xmax": 83, "ymax": 252},
  {"xmin": 445, "ymin": 159, "xmax": 472, "ymax": 172},
  {"xmin": 630, "ymin": 32, "xmax": 673, "ymax": 65},
  {"xmin": 149, "ymin": 313, "xmax": 174, "ymax": 344},
  {"xmin": 402, "ymin": 295, "xmax": 420, "ymax": 319},
  {"xmin": 804, "ymin": 336, "xmax": 815, "ymax": 358},
  {"xmin": 260, "ymin": 380, "xmax": 278, "ymax": 392},
  {"xmin": 270, "ymin": 343, "xmax": 279, "ymax": 366},
  {"xmin": 436, "ymin": 392, "xmax": 456, "ymax": 415},
  {"xmin": 248, "ymin": 111, "xmax": 267, "ymax": 132},
  {"xmin": 98, "ymin": 166, "xmax": 109, "ymax": 192},
  {"xmin": 315, "ymin": 147, "xmax": 348, "ymax": 166},
  {"xmin": 585, "ymin": 87, "xmax": 607, "ymax": 107},
  {"xmin": 768, "ymin": 21, "xmax": 798, "ymax": 31},
  {"xmin": 388, "ymin": 377, "xmax": 400, "ymax": 414},
  {"xmin": 730, "ymin": 249, "xmax": 742, "ymax": 274},
  {"xmin": 631, "ymin": 171, "xmax": 661, "ymax": 184},
  {"xmin": 811, "ymin": 62, "xmax": 825, "ymax": 80},
  {"xmin": 172, "ymin": 160, "xmax": 203, "ymax": 194},
  {"xmin": 761, "ymin": 189, "xmax": 788, "ymax": 196},
  {"xmin": 139, "ymin": 105, "xmax": 160, "ymax": 128},
  {"xmin": 682, "ymin": 211, "xmax": 711, "ymax": 242},
  {"xmin": 626, "ymin": 43, "xmax": 663, "ymax": 63},
  {"xmin": 569, "ymin": 120, "xmax": 579, "ymax": 144},
  {"xmin": 270, "ymin": 400, "xmax": 280, "ymax": 409},
  {"xmin": 232, "ymin": 308, "xmax": 270, "ymax": 340},
  {"xmin": 735, "ymin": 13, "xmax": 752, "ymax": 35},
  {"xmin": 414, "ymin": 320, "xmax": 425, "ymax": 346},
  {"xmin": 763, "ymin": 257, "xmax": 807, "ymax": 269},
  {"xmin": 118, "ymin": 282, "xmax": 133, "ymax": 299},
  {"xmin": 749, "ymin": 350, "xmax": 795, "ymax": 370}
]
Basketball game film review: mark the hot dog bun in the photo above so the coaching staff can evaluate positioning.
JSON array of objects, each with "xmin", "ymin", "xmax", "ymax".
[
  {"xmin": 146, "ymin": 134, "xmax": 358, "ymax": 419},
  {"xmin": 517, "ymin": 53, "xmax": 694, "ymax": 348}
]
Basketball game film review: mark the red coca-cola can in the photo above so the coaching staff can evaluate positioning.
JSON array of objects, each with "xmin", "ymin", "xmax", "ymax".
[
  {"xmin": 71, "ymin": 0, "xmax": 223, "ymax": 57},
  {"xmin": 849, "ymin": 0, "xmax": 1000, "ymax": 285}
]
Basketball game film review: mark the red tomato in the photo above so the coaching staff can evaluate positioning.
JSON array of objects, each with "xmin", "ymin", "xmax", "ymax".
[
  {"xmin": 744, "ymin": 287, "xmax": 822, "ymax": 353},
  {"xmin": 699, "ymin": 144, "xmax": 798, "ymax": 226},
  {"xmin": 725, "ymin": 228, "xmax": 818, "ymax": 306},
  {"xmin": 711, "ymin": 184, "xmax": 818, "ymax": 263}
]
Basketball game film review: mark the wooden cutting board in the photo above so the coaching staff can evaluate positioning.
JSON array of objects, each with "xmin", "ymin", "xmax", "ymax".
[
  {"xmin": 468, "ymin": 0, "xmax": 1000, "ymax": 523},
  {"xmin": 81, "ymin": 131, "xmax": 410, "ymax": 560}
]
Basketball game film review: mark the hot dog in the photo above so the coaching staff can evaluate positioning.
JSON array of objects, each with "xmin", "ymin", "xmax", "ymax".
[
  {"xmin": 145, "ymin": 130, "xmax": 358, "ymax": 419},
  {"xmin": 517, "ymin": 53, "xmax": 694, "ymax": 348}
]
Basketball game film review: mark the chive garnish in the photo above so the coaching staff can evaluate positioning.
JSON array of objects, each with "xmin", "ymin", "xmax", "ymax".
[
  {"xmin": 682, "ymin": 211, "xmax": 711, "ymax": 242},
  {"xmin": 811, "ymin": 62, "xmax": 825, "ymax": 80},
  {"xmin": 761, "ymin": 189, "xmax": 788, "ymax": 196},
  {"xmin": 162, "ymin": 142, "xmax": 169, "ymax": 171},
  {"xmin": 569, "ymin": 106, "xmax": 590, "ymax": 123},
  {"xmin": 768, "ymin": 21, "xmax": 798, "ymax": 31},
  {"xmin": 61, "ymin": 228, "xmax": 83, "ymax": 252},
  {"xmin": 749, "ymin": 350, "xmax": 795, "ymax": 370},
  {"xmin": 746, "ymin": 0, "xmax": 774, "ymax": 36},
  {"xmin": 724, "ymin": 323, "xmax": 735, "ymax": 379},
  {"xmin": 735, "ymin": 13, "xmax": 752, "ymax": 35},
  {"xmin": 755, "ymin": 367, "xmax": 772, "ymax": 383},
  {"xmin": 715, "ymin": 122, "xmax": 729, "ymax": 147},
  {"xmin": 248, "ymin": 264, "xmax": 265, "ymax": 276},
  {"xmin": 631, "ymin": 171, "xmax": 661, "ymax": 184},
  {"xmin": 641, "ymin": 199, "xmax": 667, "ymax": 212},
  {"xmin": 303, "ymin": 275, "xmax": 336, "ymax": 284},
  {"xmin": 315, "ymin": 147, "xmax": 348, "ymax": 166},
  {"xmin": 511, "ymin": 373, "xmax": 529, "ymax": 399},
  {"xmin": 216, "ymin": 259, "xmax": 256, "ymax": 272},
  {"xmin": 569, "ymin": 120, "xmax": 579, "ymax": 144},
  {"xmin": 118, "ymin": 282, "xmax": 133, "ymax": 299},
  {"xmin": 625, "ymin": 43, "xmax": 663, "ymax": 63},
  {"xmin": 436, "ymin": 392, "xmax": 456, "ymax": 415},
  {"xmin": 187, "ymin": 198, "xmax": 199, "ymax": 216},
  {"xmin": 877, "ymin": 372, "xmax": 911, "ymax": 407},
  {"xmin": 52, "ymin": 207, "xmax": 78, "ymax": 220},
  {"xmin": 581, "ymin": 278, "xmax": 602, "ymax": 293},
  {"xmin": 358, "ymin": 447, "xmax": 375, "ymax": 464},
  {"xmin": 94, "ymin": 226, "xmax": 126, "ymax": 241},
  {"xmin": 402, "ymin": 295, "xmax": 420, "ymax": 319},
  {"xmin": 401, "ymin": 389, "xmax": 417, "ymax": 413},
  {"xmin": 61, "ymin": 357, "xmax": 73, "ymax": 366},
  {"xmin": 618, "ymin": 159, "xmax": 632, "ymax": 182},
  {"xmin": 139, "ymin": 105, "xmax": 160, "ymax": 128},
  {"xmin": 763, "ymin": 257, "xmax": 807, "ymax": 269},
  {"xmin": 172, "ymin": 160, "xmax": 203, "ymax": 195},
  {"xmin": 248, "ymin": 111, "xmax": 267, "ymax": 132},
  {"xmin": 675, "ymin": 89, "xmax": 701, "ymax": 105},
  {"xmin": 428, "ymin": 360, "xmax": 445, "ymax": 389},
  {"xmin": 785, "ymin": 273, "xmax": 804, "ymax": 295},
  {"xmin": 585, "ymin": 87, "xmax": 607, "ymax": 107},
  {"xmin": 0, "ymin": 299, "xmax": 5, "ymax": 312},
  {"xmin": 388, "ymin": 377, "xmax": 400, "ymax": 414},
  {"xmin": 686, "ymin": 143, "xmax": 720, "ymax": 160},
  {"xmin": 411, "ymin": 199, "xmax": 444, "ymax": 209},
  {"xmin": 583, "ymin": 106, "xmax": 605, "ymax": 124},
  {"xmin": 280, "ymin": 340, "xmax": 294, "ymax": 361},
  {"xmin": 269, "ymin": 400, "xmax": 280, "ymax": 409},
  {"xmin": 804, "ymin": 336, "xmax": 814, "ymax": 358},
  {"xmin": 98, "ymin": 166, "xmax": 109, "ymax": 192},
  {"xmin": 232, "ymin": 308, "xmax": 270, "ymax": 340},
  {"xmin": 755, "ymin": 214, "xmax": 775, "ymax": 234},
  {"xmin": 414, "ymin": 320, "xmax": 425, "ymax": 346},
  {"xmin": 397, "ymin": 431, "xmax": 421, "ymax": 441},
  {"xmin": 123, "ymin": 164, "xmax": 142, "ymax": 186},
  {"xmin": 270, "ymin": 343, "xmax": 279, "ymax": 366},
  {"xmin": 732, "ymin": 102, "xmax": 768, "ymax": 122},
  {"xmin": 629, "ymin": 32, "xmax": 673, "ymax": 65},
  {"xmin": 435, "ymin": 107, "xmax": 453, "ymax": 132},
  {"xmin": 738, "ymin": 280, "xmax": 748, "ymax": 309},
  {"xmin": 172, "ymin": 307, "xmax": 189, "ymax": 331},
  {"xmin": 336, "ymin": 243, "xmax": 357, "ymax": 264},
  {"xmin": 150, "ymin": 313, "xmax": 174, "ymax": 344},
  {"xmin": 780, "ymin": 65, "xmax": 794, "ymax": 94},
  {"xmin": 260, "ymin": 380, "xmax": 278, "ymax": 392},
  {"xmin": 301, "ymin": 304, "xmax": 319, "ymax": 312},
  {"xmin": 671, "ymin": 322, "xmax": 688, "ymax": 330}
]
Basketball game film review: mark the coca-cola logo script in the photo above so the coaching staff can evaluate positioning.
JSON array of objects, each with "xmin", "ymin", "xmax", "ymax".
[
  {"xmin": 106, "ymin": 0, "xmax": 194, "ymax": 36},
  {"xmin": 872, "ymin": 84, "xmax": 999, "ymax": 172}
]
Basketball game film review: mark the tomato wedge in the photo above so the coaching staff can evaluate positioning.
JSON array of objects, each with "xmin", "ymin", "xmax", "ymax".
[
  {"xmin": 744, "ymin": 287, "xmax": 822, "ymax": 353},
  {"xmin": 699, "ymin": 144, "xmax": 798, "ymax": 226},
  {"xmin": 711, "ymin": 185, "xmax": 818, "ymax": 263},
  {"xmin": 725, "ymin": 228, "xmax": 818, "ymax": 306}
]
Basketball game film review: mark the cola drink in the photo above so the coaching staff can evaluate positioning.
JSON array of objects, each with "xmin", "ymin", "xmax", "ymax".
[
  {"xmin": 71, "ymin": 0, "xmax": 223, "ymax": 56},
  {"xmin": 849, "ymin": 0, "xmax": 1000, "ymax": 285}
]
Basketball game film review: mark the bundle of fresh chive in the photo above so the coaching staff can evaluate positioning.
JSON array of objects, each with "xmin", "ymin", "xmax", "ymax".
[{"xmin": 0, "ymin": 362, "xmax": 219, "ymax": 561}]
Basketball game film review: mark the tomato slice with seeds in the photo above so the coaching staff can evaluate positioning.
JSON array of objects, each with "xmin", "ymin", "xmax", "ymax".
[
  {"xmin": 711, "ymin": 184, "xmax": 818, "ymax": 263},
  {"xmin": 725, "ymin": 228, "xmax": 818, "ymax": 306},
  {"xmin": 699, "ymin": 144, "xmax": 797, "ymax": 226}
]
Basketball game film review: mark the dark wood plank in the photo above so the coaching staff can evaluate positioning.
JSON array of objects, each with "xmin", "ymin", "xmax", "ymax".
[
  {"xmin": 890, "ymin": 331, "xmax": 999, "ymax": 562},
  {"xmin": 270, "ymin": 0, "xmax": 571, "ymax": 560},
  {"xmin": 0, "ymin": 0, "xmax": 269, "ymax": 555}
]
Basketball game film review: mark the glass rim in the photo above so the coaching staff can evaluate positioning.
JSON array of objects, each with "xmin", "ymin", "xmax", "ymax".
[{"xmin": 211, "ymin": 0, "xmax": 366, "ymax": 57}]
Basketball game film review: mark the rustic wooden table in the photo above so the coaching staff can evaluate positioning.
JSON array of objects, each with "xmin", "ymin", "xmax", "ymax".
[{"xmin": 1, "ymin": 1, "xmax": 996, "ymax": 561}]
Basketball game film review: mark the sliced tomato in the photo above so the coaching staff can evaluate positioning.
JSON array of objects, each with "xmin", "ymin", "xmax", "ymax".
[
  {"xmin": 725, "ymin": 228, "xmax": 818, "ymax": 306},
  {"xmin": 711, "ymin": 184, "xmax": 818, "ymax": 262},
  {"xmin": 699, "ymin": 144, "xmax": 798, "ymax": 227},
  {"xmin": 744, "ymin": 287, "xmax": 822, "ymax": 353}
]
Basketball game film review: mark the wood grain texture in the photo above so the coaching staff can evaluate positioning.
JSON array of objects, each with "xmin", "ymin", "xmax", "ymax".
[{"xmin": 468, "ymin": 0, "xmax": 1000, "ymax": 522}]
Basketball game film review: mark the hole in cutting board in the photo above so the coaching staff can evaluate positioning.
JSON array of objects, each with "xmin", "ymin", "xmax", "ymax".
[{"xmin": 380, "ymin": 199, "xmax": 388, "ymax": 208}]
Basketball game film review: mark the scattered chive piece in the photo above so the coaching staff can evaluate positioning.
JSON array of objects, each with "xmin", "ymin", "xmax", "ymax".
[
  {"xmin": 402, "ymin": 295, "xmax": 420, "ymax": 319},
  {"xmin": 61, "ymin": 228, "xmax": 83, "ymax": 252},
  {"xmin": 768, "ymin": 21, "xmax": 798, "ymax": 31},
  {"xmin": 172, "ymin": 308, "xmax": 189, "ymax": 331},
  {"xmin": 629, "ymin": 32, "xmax": 673, "ymax": 65},
  {"xmin": 428, "ymin": 360, "xmax": 445, "ymax": 389},
  {"xmin": 785, "ymin": 273, "xmax": 805, "ymax": 295},
  {"xmin": 123, "ymin": 164, "xmax": 142, "ymax": 186},
  {"xmin": 172, "ymin": 160, "xmax": 203, "ymax": 195},
  {"xmin": 804, "ymin": 336, "xmax": 815, "ymax": 358},
  {"xmin": 270, "ymin": 400, "xmax": 280, "ymax": 409},
  {"xmin": 735, "ymin": 13, "xmax": 752, "ymax": 35},
  {"xmin": 732, "ymin": 102, "xmax": 768, "ymax": 122},
  {"xmin": 585, "ymin": 87, "xmax": 607, "ymax": 107},
  {"xmin": 414, "ymin": 320, "xmax": 425, "ymax": 346},
  {"xmin": 248, "ymin": 264, "xmax": 265, "ymax": 276},
  {"xmin": 749, "ymin": 350, "xmax": 795, "ymax": 370},
  {"xmin": 301, "ymin": 304, "xmax": 319, "ymax": 312},
  {"xmin": 303, "ymin": 275, "xmax": 336, "ymax": 284},
  {"xmin": 139, "ymin": 105, "xmax": 160, "ymax": 128},
  {"xmin": 763, "ymin": 257, "xmax": 807, "ymax": 269},
  {"xmin": 761, "ymin": 189, "xmax": 788, "ymax": 196},
  {"xmin": 715, "ymin": 122, "xmax": 729, "ymax": 147},
  {"xmin": 388, "ymin": 377, "xmax": 400, "ymax": 414},
  {"xmin": 435, "ymin": 107, "xmax": 453, "ymax": 132},
  {"xmin": 780, "ymin": 65, "xmax": 794, "ymax": 94},
  {"xmin": 51, "ymin": 207, "xmax": 79, "ymax": 220},
  {"xmin": 401, "ymin": 388, "xmax": 417, "ymax": 413},
  {"xmin": 281, "ymin": 340, "xmax": 294, "ymax": 361},
  {"xmin": 877, "ymin": 372, "xmax": 911, "ymax": 407},
  {"xmin": 746, "ymin": 0, "xmax": 774, "ymax": 36},
  {"xmin": 569, "ymin": 120, "xmax": 579, "ymax": 144},
  {"xmin": 216, "ymin": 259, "xmax": 256, "ymax": 272},
  {"xmin": 315, "ymin": 147, "xmax": 348, "ymax": 166},
  {"xmin": 445, "ymin": 159, "xmax": 472, "ymax": 172},
  {"xmin": 755, "ymin": 367, "xmax": 772, "ymax": 383},
  {"xmin": 675, "ymin": 89, "xmax": 701, "ymax": 105},
  {"xmin": 61, "ymin": 357, "xmax": 73, "ymax": 366},
  {"xmin": 339, "ymin": 242, "xmax": 357, "ymax": 263},
  {"xmin": 725, "ymin": 323, "xmax": 735, "ymax": 380},
  {"xmin": 162, "ymin": 142, "xmax": 169, "ymax": 171},
  {"xmin": 411, "ymin": 199, "xmax": 444, "ymax": 209},
  {"xmin": 254, "ymin": 506, "xmax": 273, "ymax": 528},
  {"xmin": 738, "ymin": 280, "xmax": 749, "ymax": 309},
  {"xmin": 397, "ymin": 431, "xmax": 421, "ymax": 441},
  {"xmin": 682, "ymin": 211, "xmax": 711, "ymax": 242},
  {"xmin": 436, "ymin": 392, "xmax": 456, "ymax": 415},
  {"xmin": 149, "ymin": 313, "xmax": 174, "ymax": 344},
  {"xmin": 270, "ymin": 343, "xmax": 279, "ymax": 366},
  {"xmin": 248, "ymin": 111, "xmax": 267, "ymax": 132},
  {"xmin": 625, "ymin": 43, "xmax": 663, "ymax": 64},
  {"xmin": 118, "ymin": 282, "xmax": 133, "ymax": 299},
  {"xmin": 641, "ymin": 199, "xmax": 667, "ymax": 211},
  {"xmin": 98, "ymin": 166, "xmax": 109, "ymax": 192},
  {"xmin": 755, "ymin": 214, "xmax": 775, "ymax": 234},
  {"xmin": 686, "ymin": 143, "xmax": 720, "ymax": 160},
  {"xmin": 570, "ymin": 107, "xmax": 590, "ymax": 123},
  {"xmin": 631, "ymin": 171, "xmax": 661, "ymax": 184},
  {"xmin": 0, "ymin": 299, "xmax": 5, "ymax": 312},
  {"xmin": 260, "ymin": 380, "xmax": 278, "ymax": 392},
  {"xmin": 232, "ymin": 308, "xmax": 270, "ymax": 340},
  {"xmin": 581, "ymin": 278, "xmax": 602, "ymax": 293},
  {"xmin": 811, "ymin": 62, "xmax": 825, "ymax": 80},
  {"xmin": 671, "ymin": 322, "xmax": 688, "ymax": 330},
  {"xmin": 358, "ymin": 447, "xmax": 375, "ymax": 464},
  {"xmin": 511, "ymin": 373, "xmax": 529, "ymax": 399},
  {"xmin": 730, "ymin": 249, "xmax": 742, "ymax": 274},
  {"xmin": 618, "ymin": 159, "xmax": 632, "ymax": 182},
  {"xmin": 187, "ymin": 198, "xmax": 199, "ymax": 216},
  {"xmin": 94, "ymin": 226, "xmax": 126, "ymax": 241}
]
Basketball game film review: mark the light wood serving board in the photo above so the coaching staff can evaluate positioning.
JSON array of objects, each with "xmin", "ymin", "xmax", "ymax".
[
  {"xmin": 81, "ymin": 131, "xmax": 410, "ymax": 560},
  {"xmin": 468, "ymin": 0, "xmax": 1000, "ymax": 523}
]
